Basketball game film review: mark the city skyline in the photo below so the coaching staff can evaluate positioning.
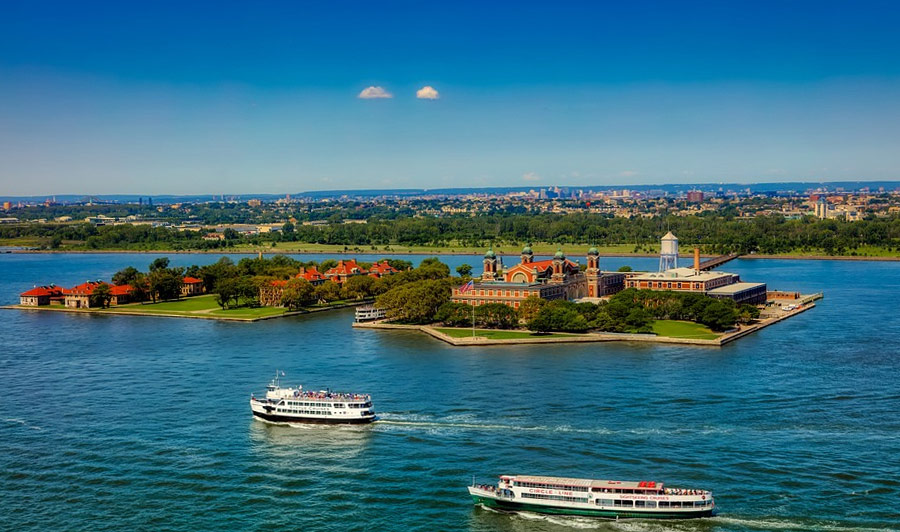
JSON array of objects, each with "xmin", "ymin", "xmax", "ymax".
[{"xmin": 2, "ymin": 1, "xmax": 900, "ymax": 195}]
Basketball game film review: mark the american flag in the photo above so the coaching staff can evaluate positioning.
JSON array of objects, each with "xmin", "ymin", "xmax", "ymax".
[{"xmin": 458, "ymin": 280, "xmax": 474, "ymax": 294}]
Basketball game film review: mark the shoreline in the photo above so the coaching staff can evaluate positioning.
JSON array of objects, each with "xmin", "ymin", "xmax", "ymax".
[
  {"xmin": 352, "ymin": 300, "xmax": 819, "ymax": 347},
  {"xmin": 0, "ymin": 300, "xmax": 363, "ymax": 322},
  {"xmin": 5, "ymin": 248, "xmax": 900, "ymax": 262}
]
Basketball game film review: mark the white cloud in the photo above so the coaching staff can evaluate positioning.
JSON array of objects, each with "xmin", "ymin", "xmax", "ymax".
[
  {"xmin": 416, "ymin": 86, "xmax": 440, "ymax": 100},
  {"xmin": 358, "ymin": 86, "xmax": 393, "ymax": 99},
  {"xmin": 522, "ymin": 172, "xmax": 540, "ymax": 182}
]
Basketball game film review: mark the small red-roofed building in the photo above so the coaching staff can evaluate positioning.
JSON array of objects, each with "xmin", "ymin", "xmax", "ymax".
[
  {"xmin": 181, "ymin": 276, "xmax": 205, "ymax": 297},
  {"xmin": 297, "ymin": 266, "xmax": 326, "ymax": 285},
  {"xmin": 324, "ymin": 259, "xmax": 367, "ymax": 284},
  {"xmin": 19, "ymin": 285, "xmax": 63, "ymax": 306},
  {"xmin": 367, "ymin": 260, "xmax": 399, "ymax": 278},
  {"xmin": 109, "ymin": 284, "xmax": 134, "ymax": 305},
  {"xmin": 63, "ymin": 281, "xmax": 134, "ymax": 308}
]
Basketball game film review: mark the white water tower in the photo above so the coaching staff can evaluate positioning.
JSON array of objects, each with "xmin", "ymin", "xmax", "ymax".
[{"xmin": 659, "ymin": 231, "xmax": 679, "ymax": 272}]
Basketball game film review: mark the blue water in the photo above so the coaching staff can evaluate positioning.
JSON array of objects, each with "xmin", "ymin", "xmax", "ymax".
[{"xmin": 1, "ymin": 253, "xmax": 898, "ymax": 532}]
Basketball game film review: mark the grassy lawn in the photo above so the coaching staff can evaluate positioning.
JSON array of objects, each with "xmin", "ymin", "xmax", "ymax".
[
  {"xmin": 434, "ymin": 327, "xmax": 577, "ymax": 339},
  {"xmin": 102, "ymin": 294, "xmax": 287, "ymax": 319},
  {"xmin": 651, "ymin": 320, "xmax": 720, "ymax": 340}
]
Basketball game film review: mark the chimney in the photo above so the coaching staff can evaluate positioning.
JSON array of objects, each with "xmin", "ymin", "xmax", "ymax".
[{"xmin": 693, "ymin": 247, "xmax": 701, "ymax": 271}]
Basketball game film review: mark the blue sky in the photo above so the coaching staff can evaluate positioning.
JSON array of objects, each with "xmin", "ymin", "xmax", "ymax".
[{"xmin": 2, "ymin": 1, "xmax": 900, "ymax": 195}]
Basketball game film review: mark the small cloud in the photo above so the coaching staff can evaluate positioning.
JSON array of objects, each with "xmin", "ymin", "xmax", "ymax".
[
  {"xmin": 416, "ymin": 86, "xmax": 440, "ymax": 100},
  {"xmin": 358, "ymin": 86, "xmax": 393, "ymax": 99},
  {"xmin": 620, "ymin": 170, "xmax": 639, "ymax": 177},
  {"xmin": 522, "ymin": 172, "xmax": 540, "ymax": 182}
]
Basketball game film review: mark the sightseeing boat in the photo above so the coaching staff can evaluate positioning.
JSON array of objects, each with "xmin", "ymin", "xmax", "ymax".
[
  {"xmin": 250, "ymin": 372, "xmax": 376, "ymax": 424},
  {"xmin": 469, "ymin": 474, "xmax": 715, "ymax": 519}
]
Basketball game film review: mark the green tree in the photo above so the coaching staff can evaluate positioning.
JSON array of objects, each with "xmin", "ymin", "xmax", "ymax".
[
  {"xmin": 341, "ymin": 275, "xmax": 375, "ymax": 300},
  {"xmin": 477, "ymin": 303, "xmax": 518, "ymax": 329},
  {"xmin": 456, "ymin": 263, "xmax": 473, "ymax": 277},
  {"xmin": 375, "ymin": 279, "xmax": 451, "ymax": 324},
  {"xmin": 199, "ymin": 257, "xmax": 236, "ymax": 292},
  {"xmin": 112, "ymin": 266, "xmax": 142, "ymax": 286},
  {"xmin": 281, "ymin": 278, "xmax": 315, "ymax": 310},
  {"xmin": 700, "ymin": 300, "xmax": 738, "ymax": 331},
  {"xmin": 149, "ymin": 267, "xmax": 184, "ymax": 301},
  {"xmin": 517, "ymin": 296, "xmax": 546, "ymax": 322},
  {"xmin": 617, "ymin": 265, "xmax": 633, "ymax": 272},
  {"xmin": 214, "ymin": 277, "xmax": 241, "ymax": 309},
  {"xmin": 90, "ymin": 283, "xmax": 112, "ymax": 308},
  {"xmin": 738, "ymin": 303, "xmax": 761, "ymax": 324},
  {"xmin": 315, "ymin": 280, "xmax": 342, "ymax": 303},
  {"xmin": 149, "ymin": 257, "xmax": 170, "ymax": 272},
  {"xmin": 435, "ymin": 302, "xmax": 475, "ymax": 327}
]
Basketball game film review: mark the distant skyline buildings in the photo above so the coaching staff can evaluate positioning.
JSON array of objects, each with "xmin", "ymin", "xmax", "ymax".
[{"xmin": 2, "ymin": 2, "xmax": 900, "ymax": 195}]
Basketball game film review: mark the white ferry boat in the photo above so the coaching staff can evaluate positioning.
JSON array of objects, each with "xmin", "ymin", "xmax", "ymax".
[
  {"xmin": 250, "ymin": 372, "xmax": 376, "ymax": 424},
  {"xmin": 355, "ymin": 305, "xmax": 386, "ymax": 322},
  {"xmin": 469, "ymin": 474, "xmax": 715, "ymax": 519}
]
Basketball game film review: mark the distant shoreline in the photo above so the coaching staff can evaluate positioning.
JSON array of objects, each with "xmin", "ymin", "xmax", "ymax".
[{"xmin": 5, "ymin": 248, "xmax": 900, "ymax": 262}]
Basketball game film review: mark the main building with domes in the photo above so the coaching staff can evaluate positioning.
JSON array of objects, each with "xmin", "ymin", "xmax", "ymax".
[{"xmin": 451, "ymin": 245, "xmax": 625, "ymax": 309}]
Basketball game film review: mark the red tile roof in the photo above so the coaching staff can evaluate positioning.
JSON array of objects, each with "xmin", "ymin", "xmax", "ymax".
[
  {"xmin": 296, "ymin": 267, "xmax": 325, "ymax": 282},
  {"xmin": 65, "ymin": 281, "xmax": 104, "ymax": 296},
  {"xmin": 183, "ymin": 276, "xmax": 203, "ymax": 284},
  {"xmin": 368, "ymin": 260, "xmax": 399, "ymax": 276},
  {"xmin": 20, "ymin": 285, "xmax": 63, "ymax": 297},
  {"xmin": 523, "ymin": 259, "xmax": 579, "ymax": 271},
  {"xmin": 63, "ymin": 281, "xmax": 132, "ymax": 296},
  {"xmin": 325, "ymin": 259, "xmax": 367, "ymax": 278},
  {"xmin": 109, "ymin": 284, "xmax": 133, "ymax": 296}
]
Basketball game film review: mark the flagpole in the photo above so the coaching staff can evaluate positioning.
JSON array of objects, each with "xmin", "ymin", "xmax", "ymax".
[{"xmin": 472, "ymin": 299, "xmax": 476, "ymax": 338}]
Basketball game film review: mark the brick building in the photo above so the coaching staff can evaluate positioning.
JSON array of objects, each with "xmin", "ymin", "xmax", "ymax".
[{"xmin": 451, "ymin": 245, "xmax": 625, "ymax": 309}]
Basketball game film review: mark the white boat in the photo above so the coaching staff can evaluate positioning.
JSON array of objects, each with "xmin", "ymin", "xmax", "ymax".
[
  {"xmin": 250, "ymin": 372, "xmax": 376, "ymax": 424},
  {"xmin": 469, "ymin": 474, "xmax": 715, "ymax": 519},
  {"xmin": 355, "ymin": 305, "xmax": 386, "ymax": 322}
]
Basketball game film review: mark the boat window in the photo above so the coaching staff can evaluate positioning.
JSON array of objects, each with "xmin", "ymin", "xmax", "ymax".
[
  {"xmin": 597, "ymin": 499, "xmax": 613, "ymax": 507},
  {"xmin": 634, "ymin": 500, "xmax": 646, "ymax": 507},
  {"xmin": 645, "ymin": 500, "xmax": 656, "ymax": 508},
  {"xmin": 613, "ymin": 500, "xmax": 633, "ymax": 507},
  {"xmin": 333, "ymin": 404, "xmax": 344, "ymax": 408},
  {"xmin": 694, "ymin": 501, "xmax": 707, "ymax": 507},
  {"xmin": 670, "ymin": 501, "xmax": 681, "ymax": 508},
  {"xmin": 521, "ymin": 493, "xmax": 588, "ymax": 503},
  {"xmin": 658, "ymin": 501, "xmax": 669, "ymax": 508}
]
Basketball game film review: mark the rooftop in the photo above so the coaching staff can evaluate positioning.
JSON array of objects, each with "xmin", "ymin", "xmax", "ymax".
[
  {"xmin": 707, "ymin": 282, "xmax": 767, "ymax": 295},
  {"xmin": 629, "ymin": 267, "xmax": 736, "ymax": 282}
]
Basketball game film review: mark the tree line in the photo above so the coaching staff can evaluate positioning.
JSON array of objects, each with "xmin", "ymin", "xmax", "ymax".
[{"xmin": 6, "ymin": 212, "xmax": 900, "ymax": 255}]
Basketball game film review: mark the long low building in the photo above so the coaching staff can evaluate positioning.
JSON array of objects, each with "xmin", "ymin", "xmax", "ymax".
[
  {"xmin": 707, "ymin": 282, "xmax": 768, "ymax": 305},
  {"xmin": 625, "ymin": 267, "xmax": 739, "ymax": 292}
]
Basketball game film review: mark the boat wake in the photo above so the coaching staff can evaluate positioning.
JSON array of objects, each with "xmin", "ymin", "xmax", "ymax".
[
  {"xmin": 2, "ymin": 417, "xmax": 42, "ymax": 431},
  {"xmin": 711, "ymin": 516, "xmax": 894, "ymax": 532},
  {"xmin": 375, "ymin": 415, "xmax": 732, "ymax": 437},
  {"xmin": 477, "ymin": 509, "xmax": 892, "ymax": 532}
]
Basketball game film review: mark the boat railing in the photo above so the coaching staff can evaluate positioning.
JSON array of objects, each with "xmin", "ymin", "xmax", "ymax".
[{"xmin": 475, "ymin": 485, "xmax": 514, "ymax": 498}]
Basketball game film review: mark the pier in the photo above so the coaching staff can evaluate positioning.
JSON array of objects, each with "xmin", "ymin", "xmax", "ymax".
[{"xmin": 698, "ymin": 252, "xmax": 741, "ymax": 271}]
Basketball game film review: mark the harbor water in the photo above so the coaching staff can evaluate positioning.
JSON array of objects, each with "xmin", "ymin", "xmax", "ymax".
[{"xmin": 1, "ymin": 253, "xmax": 898, "ymax": 531}]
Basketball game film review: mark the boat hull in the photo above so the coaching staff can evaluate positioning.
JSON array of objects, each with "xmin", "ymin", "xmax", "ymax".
[
  {"xmin": 252, "ymin": 411, "xmax": 375, "ymax": 425},
  {"xmin": 471, "ymin": 494, "xmax": 714, "ymax": 520}
]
